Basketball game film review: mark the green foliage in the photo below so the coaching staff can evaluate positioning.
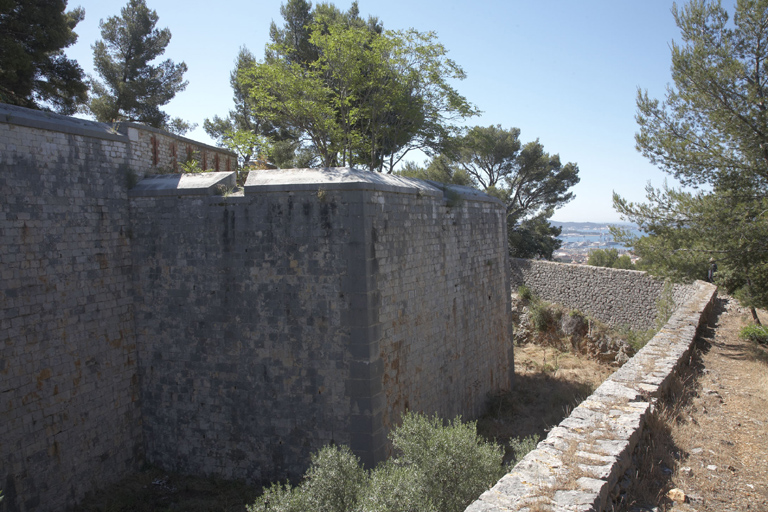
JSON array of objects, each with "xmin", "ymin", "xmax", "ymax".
[
  {"xmin": 357, "ymin": 462, "xmax": 436, "ymax": 512},
  {"xmin": 507, "ymin": 434, "xmax": 540, "ymax": 466},
  {"xmin": 389, "ymin": 412, "xmax": 505, "ymax": 512},
  {"xmin": 587, "ymin": 248, "xmax": 635, "ymax": 270},
  {"xmin": 740, "ymin": 324, "xmax": 768, "ymax": 345},
  {"xmin": 739, "ymin": 324, "xmax": 768, "ymax": 345},
  {"xmin": 89, "ymin": 0, "xmax": 192, "ymax": 133},
  {"xmin": 615, "ymin": 324, "xmax": 657, "ymax": 351},
  {"xmin": 508, "ymin": 211, "xmax": 563, "ymax": 260},
  {"xmin": 617, "ymin": 0, "xmax": 768, "ymax": 313},
  {"xmin": 179, "ymin": 152, "xmax": 205, "ymax": 174},
  {"xmin": 395, "ymin": 156, "xmax": 474, "ymax": 186},
  {"xmin": 517, "ymin": 285, "xmax": 533, "ymax": 302},
  {"xmin": 236, "ymin": 1, "xmax": 477, "ymax": 172},
  {"xmin": 0, "ymin": 0, "xmax": 88, "ymax": 113},
  {"xmin": 247, "ymin": 412, "xmax": 504, "ymax": 512},
  {"xmin": 529, "ymin": 302, "xmax": 555, "ymax": 332},
  {"xmin": 434, "ymin": 125, "xmax": 578, "ymax": 260}
]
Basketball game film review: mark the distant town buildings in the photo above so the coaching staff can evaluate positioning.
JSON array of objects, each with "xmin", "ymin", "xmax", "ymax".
[{"xmin": 551, "ymin": 222, "xmax": 636, "ymax": 264}]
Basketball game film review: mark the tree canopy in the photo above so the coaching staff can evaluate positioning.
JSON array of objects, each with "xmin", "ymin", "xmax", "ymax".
[
  {"xmin": 89, "ymin": 0, "xmax": 192, "ymax": 133},
  {"xmin": 440, "ymin": 125, "xmax": 579, "ymax": 259},
  {"xmin": 0, "ymin": 0, "xmax": 88, "ymax": 114},
  {"xmin": 615, "ymin": 0, "xmax": 768, "ymax": 319},
  {"xmin": 232, "ymin": 0, "xmax": 477, "ymax": 171}
]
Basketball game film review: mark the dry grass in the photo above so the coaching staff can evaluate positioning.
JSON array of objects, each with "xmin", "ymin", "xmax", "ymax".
[
  {"xmin": 617, "ymin": 296, "xmax": 768, "ymax": 511},
  {"xmin": 477, "ymin": 343, "xmax": 614, "ymax": 465}
]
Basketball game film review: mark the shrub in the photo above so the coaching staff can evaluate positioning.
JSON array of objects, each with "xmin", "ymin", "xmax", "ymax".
[
  {"xmin": 740, "ymin": 323, "xmax": 768, "ymax": 345},
  {"xmin": 390, "ymin": 412, "xmax": 505, "ymax": 512},
  {"xmin": 518, "ymin": 285, "xmax": 533, "ymax": 301},
  {"xmin": 247, "ymin": 445, "xmax": 365, "ymax": 512},
  {"xmin": 529, "ymin": 302, "xmax": 554, "ymax": 332},
  {"xmin": 508, "ymin": 434, "xmax": 540, "ymax": 466},
  {"xmin": 358, "ymin": 462, "xmax": 435, "ymax": 512},
  {"xmin": 248, "ymin": 412, "xmax": 505, "ymax": 512}
]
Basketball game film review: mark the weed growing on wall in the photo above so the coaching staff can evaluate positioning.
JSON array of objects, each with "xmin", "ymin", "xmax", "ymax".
[{"xmin": 247, "ymin": 412, "xmax": 505, "ymax": 512}]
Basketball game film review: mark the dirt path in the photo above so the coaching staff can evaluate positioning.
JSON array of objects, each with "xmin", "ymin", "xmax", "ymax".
[{"xmin": 626, "ymin": 296, "xmax": 768, "ymax": 512}]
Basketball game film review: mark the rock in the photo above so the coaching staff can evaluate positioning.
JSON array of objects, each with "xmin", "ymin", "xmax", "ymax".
[
  {"xmin": 560, "ymin": 312, "xmax": 588, "ymax": 336},
  {"xmin": 667, "ymin": 488, "xmax": 687, "ymax": 503},
  {"xmin": 690, "ymin": 447, "xmax": 703, "ymax": 455},
  {"xmin": 680, "ymin": 466, "xmax": 693, "ymax": 476},
  {"xmin": 706, "ymin": 464, "xmax": 717, "ymax": 471}
]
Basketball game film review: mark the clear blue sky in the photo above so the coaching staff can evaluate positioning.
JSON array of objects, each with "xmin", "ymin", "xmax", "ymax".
[{"xmin": 64, "ymin": 0, "xmax": 737, "ymax": 222}]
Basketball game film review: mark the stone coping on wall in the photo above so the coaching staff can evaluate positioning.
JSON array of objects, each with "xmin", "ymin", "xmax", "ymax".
[
  {"xmin": 129, "ymin": 172, "xmax": 237, "ymax": 196},
  {"xmin": 0, "ymin": 102, "xmax": 233, "ymax": 156},
  {"xmin": 1, "ymin": 102, "xmax": 124, "ymax": 141},
  {"xmin": 465, "ymin": 280, "xmax": 717, "ymax": 512},
  {"xmin": 244, "ymin": 167, "xmax": 504, "ymax": 205}
]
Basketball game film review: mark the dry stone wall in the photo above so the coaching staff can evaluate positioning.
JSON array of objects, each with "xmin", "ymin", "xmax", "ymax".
[
  {"xmin": 510, "ymin": 258, "xmax": 698, "ymax": 330},
  {"xmin": 466, "ymin": 280, "xmax": 716, "ymax": 512}
]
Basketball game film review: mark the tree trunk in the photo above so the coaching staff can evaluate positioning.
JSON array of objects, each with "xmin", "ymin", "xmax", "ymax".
[{"xmin": 751, "ymin": 306, "xmax": 762, "ymax": 325}]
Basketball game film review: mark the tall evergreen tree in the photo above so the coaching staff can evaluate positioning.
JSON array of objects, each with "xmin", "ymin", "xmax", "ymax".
[
  {"xmin": 615, "ymin": 0, "xmax": 768, "ymax": 320},
  {"xmin": 0, "ymin": 0, "xmax": 88, "ymax": 114},
  {"xmin": 89, "ymin": 0, "xmax": 191, "ymax": 133}
]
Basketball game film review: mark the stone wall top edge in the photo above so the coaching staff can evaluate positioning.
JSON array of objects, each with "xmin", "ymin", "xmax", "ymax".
[
  {"xmin": 1, "ymin": 102, "xmax": 125, "ymax": 142},
  {"xmin": 0, "ymin": 102, "xmax": 235, "ymax": 157},
  {"xmin": 511, "ymin": 257, "xmax": 652, "ymax": 276},
  {"xmin": 116, "ymin": 122, "xmax": 236, "ymax": 157}
]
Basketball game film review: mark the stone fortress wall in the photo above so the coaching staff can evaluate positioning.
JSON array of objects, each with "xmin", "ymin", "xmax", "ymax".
[
  {"xmin": 467, "ymin": 261, "xmax": 717, "ymax": 511},
  {"xmin": 510, "ymin": 258, "xmax": 698, "ymax": 330},
  {"xmin": 0, "ymin": 104, "xmax": 512, "ymax": 511}
]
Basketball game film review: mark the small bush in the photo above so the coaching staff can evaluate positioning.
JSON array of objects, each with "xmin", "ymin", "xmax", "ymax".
[
  {"xmin": 518, "ymin": 285, "xmax": 533, "ymax": 301},
  {"xmin": 529, "ymin": 303, "xmax": 554, "ymax": 332},
  {"xmin": 508, "ymin": 434, "xmax": 540, "ymax": 466},
  {"xmin": 616, "ymin": 324, "xmax": 657, "ymax": 351},
  {"xmin": 390, "ymin": 412, "xmax": 504, "ymax": 512},
  {"xmin": 358, "ymin": 462, "xmax": 435, "ymax": 512},
  {"xmin": 740, "ymin": 323, "xmax": 768, "ymax": 345},
  {"xmin": 248, "ymin": 412, "xmax": 504, "ymax": 512}
]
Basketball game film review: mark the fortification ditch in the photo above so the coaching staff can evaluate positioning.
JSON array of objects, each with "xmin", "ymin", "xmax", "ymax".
[{"xmin": 466, "ymin": 261, "xmax": 717, "ymax": 512}]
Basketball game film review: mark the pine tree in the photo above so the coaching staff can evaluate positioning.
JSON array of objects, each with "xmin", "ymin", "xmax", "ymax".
[
  {"xmin": 0, "ymin": 0, "xmax": 88, "ymax": 114},
  {"xmin": 89, "ymin": 0, "xmax": 191, "ymax": 133}
]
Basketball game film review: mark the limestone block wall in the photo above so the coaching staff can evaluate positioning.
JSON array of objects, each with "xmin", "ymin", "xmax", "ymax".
[
  {"xmin": 373, "ymin": 188, "xmax": 513, "ymax": 432},
  {"xmin": 0, "ymin": 104, "xmax": 236, "ymax": 512},
  {"xmin": 129, "ymin": 168, "xmax": 513, "ymax": 481},
  {"xmin": 510, "ymin": 258, "xmax": 697, "ymax": 330},
  {"xmin": 0, "ymin": 111, "xmax": 142, "ymax": 511},
  {"xmin": 122, "ymin": 123, "xmax": 236, "ymax": 175}
]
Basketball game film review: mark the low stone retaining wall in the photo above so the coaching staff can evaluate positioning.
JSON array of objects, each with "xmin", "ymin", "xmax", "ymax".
[
  {"xmin": 510, "ymin": 258, "xmax": 698, "ymax": 331},
  {"xmin": 466, "ymin": 280, "xmax": 717, "ymax": 512}
]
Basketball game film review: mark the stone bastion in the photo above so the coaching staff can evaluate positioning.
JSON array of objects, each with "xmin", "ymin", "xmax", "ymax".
[{"xmin": 0, "ymin": 104, "xmax": 512, "ymax": 511}]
